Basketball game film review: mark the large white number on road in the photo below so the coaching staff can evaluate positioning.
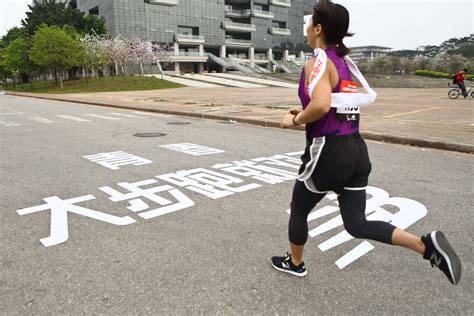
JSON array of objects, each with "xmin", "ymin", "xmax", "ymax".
[
  {"xmin": 288, "ymin": 186, "xmax": 428, "ymax": 269},
  {"xmin": 83, "ymin": 151, "xmax": 152, "ymax": 170},
  {"xmin": 160, "ymin": 143, "xmax": 225, "ymax": 156}
]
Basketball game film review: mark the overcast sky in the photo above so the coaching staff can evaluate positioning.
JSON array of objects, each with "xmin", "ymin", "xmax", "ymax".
[{"xmin": 1, "ymin": 0, "xmax": 472, "ymax": 50}]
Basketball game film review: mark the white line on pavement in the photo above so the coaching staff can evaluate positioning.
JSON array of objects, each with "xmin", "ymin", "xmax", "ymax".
[
  {"xmin": 83, "ymin": 114, "xmax": 121, "ymax": 120},
  {"xmin": 56, "ymin": 115, "xmax": 91, "ymax": 122},
  {"xmin": 0, "ymin": 121, "xmax": 21, "ymax": 126},
  {"xmin": 28, "ymin": 116, "xmax": 54, "ymax": 124},
  {"xmin": 108, "ymin": 112, "xmax": 148, "ymax": 118}
]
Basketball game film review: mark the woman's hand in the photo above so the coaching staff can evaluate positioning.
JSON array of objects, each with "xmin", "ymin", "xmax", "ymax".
[
  {"xmin": 288, "ymin": 108, "xmax": 301, "ymax": 116},
  {"xmin": 281, "ymin": 113, "xmax": 297, "ymax": 128}
]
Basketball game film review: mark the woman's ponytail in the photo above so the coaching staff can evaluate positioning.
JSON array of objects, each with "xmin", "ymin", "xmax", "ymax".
[{"xmin": 336, "ymin": 40, "xmax": 350, "ymax": 57}]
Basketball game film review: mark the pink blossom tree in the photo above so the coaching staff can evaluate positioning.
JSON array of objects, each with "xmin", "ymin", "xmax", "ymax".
[
  {"xmin": 103, "ymin": 35, "xmax": 130, "ymax": 76},
  {"xmin": 152, "ymin": 43, "xmax": 171, "ymax": 79},
  {"xmin": 78, "ymin": 33, "xmax": 108, "ymax": 78},
  {"xmin": 129, "ymin": 38, "xmax": 154, "ymax": 76}
]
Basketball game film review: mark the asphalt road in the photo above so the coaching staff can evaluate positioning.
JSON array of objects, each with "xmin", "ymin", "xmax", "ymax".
[{"xmin": 1, "ymin": 95, "xmax": 473, "ymax": 314}]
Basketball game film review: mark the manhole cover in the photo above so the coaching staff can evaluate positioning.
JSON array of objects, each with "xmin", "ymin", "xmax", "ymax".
[
  {"xmin": 166, "ymin": 122, "xmax": 191, "ymax": 125},
  {"xmin": 133, "ymin": 132, "xmax": 167, "ymax": 137}
]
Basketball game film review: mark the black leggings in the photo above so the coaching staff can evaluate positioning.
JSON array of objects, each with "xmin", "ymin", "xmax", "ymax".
[{"xmin": 288, "ymin": 180, "xmax": 396, "ymax": 245}]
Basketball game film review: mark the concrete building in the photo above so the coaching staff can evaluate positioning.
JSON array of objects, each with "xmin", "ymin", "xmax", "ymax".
[
  {"xmin": 70, "ymin": 0, "xmax": 314, "ymax": 74},
  {"xmin": 32, "ymin": 0, "xmax": 77, "ymax": 8},
  {"xmin": 349, "ymin": 46, "xmax": 392, "ymax": 63}
]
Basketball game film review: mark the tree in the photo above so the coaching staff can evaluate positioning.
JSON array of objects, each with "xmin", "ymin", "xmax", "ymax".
[
  {"xmin": 130, "ymin": 38, "xmax": 155, "ymax": 76},
  {"xmin": 0, "ymin": 48, "xmax": 12, "ymax": 83},
  {"xmin": 21, "ymin": 0, "xmax": 106, "ymax": 36},
  {"xmin": 29, "ymin": 25, "xmax": 79, "ymax": 89},
  {"xmin": 371, "ymin": 56, "xmax": 391, "ymax": 75},
  {"xmin": 82, "ymin": 14, "xmax": 107, "ymax": 35},
  {"xmin": 1, "ymin": 37, "xmax": 34, "ymax": 86},
  {"xmin": 0, "ymin": 27, "xmax": 28, "ymax": 48},
  {"xmin": 152, "ymin": 43, "xmax": 171, "ymax": 79},
  {"xmin": 77, "ymin": 34, "xmax": 109, "ymax": 78},
  {"xmin": 103, "ymin": 36, "xmax": 130, "ymax": 76}
]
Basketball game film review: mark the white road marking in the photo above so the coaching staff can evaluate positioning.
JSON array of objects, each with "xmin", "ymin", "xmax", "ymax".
[
  {"xmin": 56, "ymin": 115, "xmax": 91, "ymax": 122},
  {"xmin": 108, "ymin": 112, "xmax": 148, "ymax": 118},
  {"xmin": 383, "ymin": 107, "xmax": 443, "ymax": 118},
  {"xmin": 0, "ymin": 121, "xmax": 21, "ymax": 126},
  {"xmin": 83, "ymin": 151, "xmax": 153, "ymax": 170},
  {"xmin": 335, "ymin": 241, "xmax": 375, "ymax": 269},
  {"xmin": 0, "ymin": 112, "xmax": 23, "ymax": 115},
  {"xmin": 160, "ymin": 143, "xmax": 225, "ymax": 156},
  {"xmin": 132, "ymin": 111, "xmax": 171, "ymax": 117},
  {"xmin": 83, "ymin": 114, "xmax": 121, "ymax": 120},
  {"xmin": 28, "ymin": 116, "xmax": 54, "ymax": 124}
]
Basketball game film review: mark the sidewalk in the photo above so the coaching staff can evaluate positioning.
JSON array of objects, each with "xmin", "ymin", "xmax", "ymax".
[{"xmin": 6, "ymin": 87, "xmax": 474, "ymax": 153}]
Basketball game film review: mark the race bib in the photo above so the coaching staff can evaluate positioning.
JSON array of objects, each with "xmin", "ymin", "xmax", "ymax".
[{"xmin": 336, "ymin": 107, "xmax": 360, "ymax": 121}]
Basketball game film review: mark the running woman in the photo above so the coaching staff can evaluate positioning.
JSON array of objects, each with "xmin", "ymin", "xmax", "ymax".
[{"xmin": 271, "ymin": 0, "xmax": 462, "ymax": 285}]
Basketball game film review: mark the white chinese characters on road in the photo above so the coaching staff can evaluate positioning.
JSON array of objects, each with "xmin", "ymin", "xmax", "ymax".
[
  {"xmin": 17, "ymin": 150, "xmax": 428, "ymax": 271},
  {"xmin": 160, "ymin": 143, "xmax": 225, "ymax": 156},
  {"xmin": 83, "ymin": 151, "xmax": 152, "ymax": 170}
]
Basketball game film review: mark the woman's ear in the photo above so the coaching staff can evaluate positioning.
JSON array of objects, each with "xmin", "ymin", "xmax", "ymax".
[{"xmin": 315, "ymin": 24, "xmax": 323, "ymax": 36}]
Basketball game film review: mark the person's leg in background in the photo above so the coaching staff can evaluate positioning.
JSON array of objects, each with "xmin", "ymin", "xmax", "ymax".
[{"xmin": 458, "ymin": 82, "xmax": 469, "ymax": 98}]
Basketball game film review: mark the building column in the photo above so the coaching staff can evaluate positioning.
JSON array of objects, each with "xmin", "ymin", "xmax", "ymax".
[
  {"xmin": 299, "ymin": 51, "xmax": 305, "ymax": 61},
  {"xmin": 220, "ymin": 45, "xmax": 227, "ymax": 72},
  {"xmin": 174, "ymin": 42, "xmax": 179, "ymax": 56},
  {"xmin": 174, "ymin": 62, "xmax": 180, "ymax": 75},
  {"xmin": 283, "ymin": 50, "xmax": 289, "ymax": 60},
  {"xmin": 249, "ymin": 47, "xmax": 255, "ymax": 66},
  {"xmin": 198, "ymin": 63, "xmax": 204, "ymax": 73},
  {"xmin": 199, "ymin": 44, "xmax": 204, "ymax": 56},
  {"xmin": 267, "ymin": 48, "xmax": 273, "ymax": 71}
]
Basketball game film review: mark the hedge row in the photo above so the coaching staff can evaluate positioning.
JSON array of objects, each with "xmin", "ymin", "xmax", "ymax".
[{"xmin": 415, "ymin": 70, "xmax": 474, "ymax": 80}]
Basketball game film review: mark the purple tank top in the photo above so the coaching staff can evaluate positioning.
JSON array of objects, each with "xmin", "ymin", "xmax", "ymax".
[{"xmin": 298, "ymin": 47, "xmax": 359, "ymax": 139}]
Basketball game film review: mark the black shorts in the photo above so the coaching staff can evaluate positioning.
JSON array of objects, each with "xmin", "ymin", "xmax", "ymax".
[{"xmin": 297, "ymin": 133, "xmax": 371, "ymax": 195}]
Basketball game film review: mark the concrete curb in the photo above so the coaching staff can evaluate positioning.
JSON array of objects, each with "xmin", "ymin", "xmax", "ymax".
[{"xmin": 6, "ymin": 91, "xmax": 473, "ymax": 154}]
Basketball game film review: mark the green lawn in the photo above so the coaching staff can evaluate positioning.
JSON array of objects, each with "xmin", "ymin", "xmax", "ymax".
[{"xmin": 3, "ymin": 76, "xmax": 184, "ymax": 94}]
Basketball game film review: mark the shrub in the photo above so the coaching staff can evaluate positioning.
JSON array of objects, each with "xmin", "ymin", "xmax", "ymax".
[
  {"xmin": 415, "ymin": 70, "xmax": 451, "ymax": 79},
  {"xmin": 415, "ymin": 70, "xmax": 474, "ymax": 80}
]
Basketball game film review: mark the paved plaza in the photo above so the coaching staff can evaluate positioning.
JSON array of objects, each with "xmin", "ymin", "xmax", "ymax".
[{"xmin": 7, "ymin": 86, "xmax": 474, "ymax": 152}]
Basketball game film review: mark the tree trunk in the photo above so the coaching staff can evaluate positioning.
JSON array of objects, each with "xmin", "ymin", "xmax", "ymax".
[
  {"xmin": 114, "ymin": 61, "xmax": 119, "ymax": 76},
  {"xmin": 139, "ymin": 62, "xmax": 144, "ymax": 76},
  {"xmin": 59, "ymin": 70, "xmax": 64, "ymax": 90},
  {"xmin": 121, "ymin": 64, "xmax": 125, "ymax": 77},
  {"xmin": 157, "ymin": 62, "xmax": 164, "ymax": 79}
]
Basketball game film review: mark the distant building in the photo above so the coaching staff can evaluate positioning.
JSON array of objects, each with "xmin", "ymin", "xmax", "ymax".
[
  {"xmin": 349, "ymin": 46, "xmax": 392, "ymax": 63},
  {"xmin": 33, "ymin": 0, "xmax": 314, "ymax": 74},
  {"xmin": 32, "ymin": 0, "xmax": 76, "ymax": 8}
]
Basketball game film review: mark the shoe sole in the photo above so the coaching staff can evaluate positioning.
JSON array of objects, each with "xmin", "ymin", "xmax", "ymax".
[
  {"xmin": 431, "ymin": 231, "xmax": 462, "ymax": 285},
  {"xmin": 271, "ymin": 262, "xmax": 307, "ymax": 277}
]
